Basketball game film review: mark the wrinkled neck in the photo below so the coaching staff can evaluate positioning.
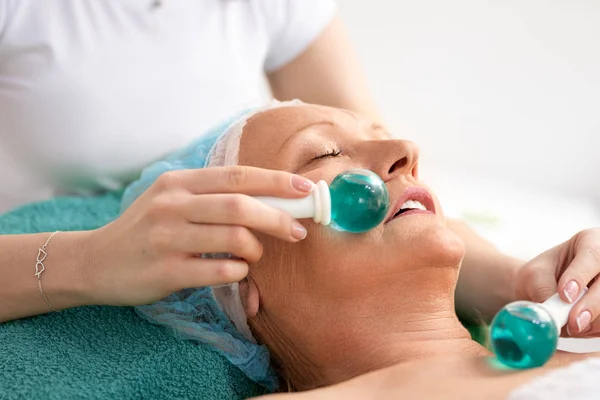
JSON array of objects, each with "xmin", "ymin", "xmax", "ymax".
[
  {"xmin": 319, "ymin": 297, "xmax": 487, "ymax": 386},
  {"xmin": 281, "ymin": 268, "xmax": 489, "ymax": 390}
]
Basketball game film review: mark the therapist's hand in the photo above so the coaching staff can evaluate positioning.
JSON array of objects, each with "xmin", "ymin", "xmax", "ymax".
[
  {"xmin": 83, "ymin": 166, "xmax": 313, "ymax": 307},
  {"xmin": 514, "ymin": 228, "xmax": 600, "ymax": 337}
]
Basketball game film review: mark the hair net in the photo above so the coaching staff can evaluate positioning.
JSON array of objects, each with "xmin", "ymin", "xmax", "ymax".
[{"xmin": 120, "ymin": 100, "xmax": 304, "ymax": 390}]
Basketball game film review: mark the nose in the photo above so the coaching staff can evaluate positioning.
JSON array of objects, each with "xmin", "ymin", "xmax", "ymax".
[{"xmin": 366, "ymin": 139, "xmax": 420, "ymax": 181}]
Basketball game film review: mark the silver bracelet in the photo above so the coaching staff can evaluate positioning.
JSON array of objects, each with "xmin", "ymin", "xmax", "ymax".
[{"xmin": 35, "ymin": 231, "xmax": 61, "ymax": 312}]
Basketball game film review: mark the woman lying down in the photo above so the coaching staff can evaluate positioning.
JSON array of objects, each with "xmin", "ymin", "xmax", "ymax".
[{"xmin": 121, "ymin": 100, "xmax": 600, "ymax": 399}]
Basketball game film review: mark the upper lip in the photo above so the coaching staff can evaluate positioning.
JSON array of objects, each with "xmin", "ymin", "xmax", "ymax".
[{"xmin": 385, "ymin": 186, "xmax": 436, "ymax": 223}]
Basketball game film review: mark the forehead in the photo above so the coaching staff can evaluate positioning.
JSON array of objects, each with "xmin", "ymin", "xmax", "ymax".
[
  {"xmin": 244, "ymin": 105, "xmax": 382, "ymax": 146},
  {"xmin": 237, "ymin": 104, "xmax": 388, "ymax": 168},
  {"xmin": 244, "ymin": 105, "xmax": 336, "ymax": 144}
]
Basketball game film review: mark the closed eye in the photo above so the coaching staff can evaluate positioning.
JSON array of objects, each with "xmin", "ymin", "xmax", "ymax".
[{"xmin": 312, "ymin": 149, "xmax": 341, "ymax": 160}]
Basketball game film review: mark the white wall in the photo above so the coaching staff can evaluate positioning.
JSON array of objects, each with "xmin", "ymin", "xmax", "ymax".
[{"xmin": 337, "ymin": 0, "xmax": 600, "ymax": 201}]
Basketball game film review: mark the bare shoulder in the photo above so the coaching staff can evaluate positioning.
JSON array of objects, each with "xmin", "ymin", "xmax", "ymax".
[{"xmin": 258, "ymin": 352, "xmax": 600, "ymax": 400}]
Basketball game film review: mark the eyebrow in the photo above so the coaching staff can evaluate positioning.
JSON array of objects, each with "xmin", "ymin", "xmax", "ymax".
[
  {"xmin": 295, "ymin": 121, "xmax": 335, "ymax": 133},
  {"xmin": 337, "ymin": 108, "xmax": 384, "ymax": 133},
  {"xmin": 371, "ymin": 123, "xmax": 385, "ymax": 131},
  {"xmin": 279, "ymin": 121, "xmax": 335, "ymax": 151},
  {"xmin": 340, "ymin": 109, "xmax": 358, "ymax": 121}
]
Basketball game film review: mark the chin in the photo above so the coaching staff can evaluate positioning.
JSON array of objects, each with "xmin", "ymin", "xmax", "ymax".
[
  {"xmin": 392, "ymin": 222, "xmax": 466, "ymax": 269},
  {"xmin": 431, "ymin": 226, "xmax": 466, "ymax": 267}
]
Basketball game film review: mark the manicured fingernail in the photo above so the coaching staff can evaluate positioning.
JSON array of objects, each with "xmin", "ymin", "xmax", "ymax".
[
  {"xmin": 291, "ymin": 222, "xmax": 307, "ymax": 240},
  {"xmin": 564, "ymin": 280, "xmax": 580, "ymax": 303},
  {"xmin": 577, "ymin": 310, "xmax": 591, "ymax": 333},
  {"xmin": 291, "ymin": 176, "xmax": 314, "ymax": 193}
]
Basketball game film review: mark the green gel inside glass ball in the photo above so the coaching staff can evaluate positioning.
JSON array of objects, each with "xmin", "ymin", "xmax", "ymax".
[
  {"xmin": 329, "ymin": 169, "xmax": 390, "ymax": 233},
  {"xmin": 490, "ymin": 301, "xmax": 559, "ymax": 369}
]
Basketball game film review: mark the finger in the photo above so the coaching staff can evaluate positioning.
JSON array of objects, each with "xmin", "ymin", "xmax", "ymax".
[
  {"xmin": 180, "ymin": 194, "xmax": 307, "ymax": 242},
  {"xmin": 520, "ymin": 258, "xmax": 558, "ymax": 303},
  {"xmin": 156, "ymin": 166, "xmax": 314, "ymax": 197},
  {"xmin": 573, "ymin": 320, "xmax": 600, "ymax": 338},
  {"xmin": 557, "ymin": 246, "xmax": 600, "ymax": 304},
  {"xmin": 159, "ymin": 224, "xmax": 264, "ymax": 263},
  {"xmin": 566, "ymin": 283, "xmax": 600, "ymax": 337},
  {"xmin": 172, "ymin": 258, "xmax": 249, "ymax": 288},
  {"xmin": 566, "ymin": 311, "xmax": 595, "ymax": 338}
]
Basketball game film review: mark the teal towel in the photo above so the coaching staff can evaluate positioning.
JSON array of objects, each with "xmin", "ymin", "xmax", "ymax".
[{"xmin": 0, "ymin": 192, "xmax": 267, "ymax": 400}]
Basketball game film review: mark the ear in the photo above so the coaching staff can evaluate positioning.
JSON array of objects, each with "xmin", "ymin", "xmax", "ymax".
[{"xmin": 238, "ymin": 278, "xmax": 260, "ymax": 318}]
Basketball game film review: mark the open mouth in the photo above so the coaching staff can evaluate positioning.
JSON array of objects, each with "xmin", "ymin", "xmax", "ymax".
[{"xmin": 385, "ymin": 187, "xmax": 436, "ymax": 223}]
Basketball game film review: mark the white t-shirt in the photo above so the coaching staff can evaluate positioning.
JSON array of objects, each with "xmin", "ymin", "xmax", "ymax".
[{"xmin": 0, "ymin": 0, "xmax": 336, "ymax": 208}]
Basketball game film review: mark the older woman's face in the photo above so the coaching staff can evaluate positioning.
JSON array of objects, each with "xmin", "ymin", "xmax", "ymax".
[{"xmin": 237, "ymin": 105, "xmax": 464, "ymax": 325}]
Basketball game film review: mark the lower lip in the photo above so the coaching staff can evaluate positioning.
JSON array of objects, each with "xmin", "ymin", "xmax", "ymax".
[{"xmin": 392, "ymin": 209, "xmax": 435, "ymax": 220}]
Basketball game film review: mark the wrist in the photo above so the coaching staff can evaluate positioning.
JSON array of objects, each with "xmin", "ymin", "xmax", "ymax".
[
  {"xmin": 43, "ymin": 230, "xmax": 96, "ymax": 309},
  {"xmin": 456, "ymin": 254, "xmax": 524, "ymax": 322},
  {"xmin": 497, "ymin": 255, "xmax": 523, "ymax": 305}
]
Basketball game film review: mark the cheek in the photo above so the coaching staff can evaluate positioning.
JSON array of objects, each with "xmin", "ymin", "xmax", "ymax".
[
  {"xmin": 252, "ymin": 216, "xmax": 465, "ymax": 300},
  {"xmin": 250, "ymin": 225, "xmax": 347, "ymax": 301},
  {"xmin": 283, "ymin": 226, "xmax": 378, "ymax": 297},
  {"xmin": 248, "ymin": 230, "xmax": 312, "ymax": 307},
  {"xmin": 300, "ymin": 163, "xmax": 352, "ymax": 186},
  {"xmin": 312, "ymin": 223, "xmax": 467, "ymax": 294}
]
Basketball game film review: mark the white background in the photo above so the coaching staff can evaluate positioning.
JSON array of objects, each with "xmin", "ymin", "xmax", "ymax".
[{"xmin": 338, "ymin": 0, "xmax": 600, "ymax": 200}]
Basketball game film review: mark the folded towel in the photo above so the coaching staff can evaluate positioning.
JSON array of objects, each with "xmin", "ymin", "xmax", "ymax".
[
  {"xmin": 508, "ymin": 357, "xmax": 600, "ymax": 400},
  {"xmin": 0, "ymin": 191, "xmax": 266, "ymax": 400}
]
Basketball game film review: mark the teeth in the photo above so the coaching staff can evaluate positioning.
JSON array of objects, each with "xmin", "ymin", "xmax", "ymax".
[{"xmin": 400, "ymin": 200, "xmax": 426, "ymax": 211}]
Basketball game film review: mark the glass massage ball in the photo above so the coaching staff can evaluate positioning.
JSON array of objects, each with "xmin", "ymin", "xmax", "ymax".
[
  {"xmin": 329, "ymin": 169, "xmax": 390, "ymax": 233},
  {"xmin": 490, "ymin": 301, "xmax": 559, "ymax": 369}
]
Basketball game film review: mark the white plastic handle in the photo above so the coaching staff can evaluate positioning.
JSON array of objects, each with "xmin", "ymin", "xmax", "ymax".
[
  {"xmin": 539, "ymin": 288, "xmax": 587, "ymax": 334},
  {"xmin": 253, "ymin": 180, "xmax": 331, "ymax": 225}
]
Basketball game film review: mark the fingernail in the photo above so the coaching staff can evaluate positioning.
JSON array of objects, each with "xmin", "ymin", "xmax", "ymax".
[
  {"xmin": 564, "ymin": 280, "xmax": 580, "ymax": 303},
  {"xmin": 291, "ymin": 222, "xmax": 307, "ymax": 240},
  {"xmin": 577, "ymin": 310, "xmax": 592, "ymax": 333},
  {"xmin": 291, "ymin": 176, "xmax": 314, "ymax": 193}
]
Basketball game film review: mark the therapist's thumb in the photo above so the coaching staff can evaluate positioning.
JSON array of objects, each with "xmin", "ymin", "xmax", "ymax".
[{"xmin": 518, "ymin": 259, "xmax": 558, "ymax": 303}]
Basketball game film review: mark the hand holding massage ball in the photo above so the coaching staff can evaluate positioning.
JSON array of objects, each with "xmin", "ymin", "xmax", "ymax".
[
  {"xmin": 255, "ymin": 168, "xmax": 390, "ymax": 233},
  {"xmin": 490, "ymin": 289, "xmax": 586, "ymax": 369}
]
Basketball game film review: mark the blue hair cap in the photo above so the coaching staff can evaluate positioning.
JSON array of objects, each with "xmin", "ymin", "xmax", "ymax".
[{"xmin": 121, "ymin": 112, "xmax": 278, "ymax": 391}]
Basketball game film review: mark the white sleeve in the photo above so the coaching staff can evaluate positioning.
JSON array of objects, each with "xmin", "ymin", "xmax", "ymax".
[
  {"xmin": 260, "ymin": 0, "xmax": 337, "ymax": 73},
  {"xmin": 0, "ymin": 0, "xmax": 12, "ymax": 43}
]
